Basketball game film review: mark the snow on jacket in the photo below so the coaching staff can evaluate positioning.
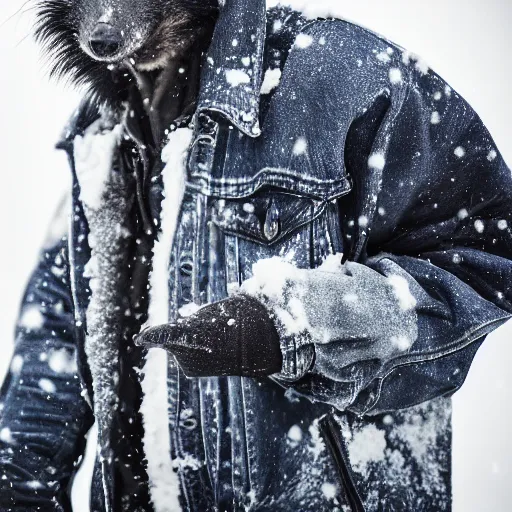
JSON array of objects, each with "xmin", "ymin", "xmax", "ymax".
[{"xmin": 1, "ymin": 1, "xmax": 512, "ymax": 511}]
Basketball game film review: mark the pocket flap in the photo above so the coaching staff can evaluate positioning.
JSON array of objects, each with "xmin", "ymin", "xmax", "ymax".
[
  {"xmin": 187, "ymin": 117, "xmax": 352, "ymax": 201},
  {"xmin": 212, "ymin": 191, "xmax": 327, "ymax": 246}
]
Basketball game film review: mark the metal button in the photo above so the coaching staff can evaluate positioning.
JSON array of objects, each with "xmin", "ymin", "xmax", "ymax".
[
  {"xmin": 263, "ymin": 199, "xmax": 280, "ymax": 241},
  {"xmin": 179, "ymin": 252, "xmax": 193, "ymax": 276}
]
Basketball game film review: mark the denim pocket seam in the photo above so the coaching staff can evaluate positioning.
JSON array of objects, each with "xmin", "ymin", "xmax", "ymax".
[{"xmin": 187, "ymin": 168, "xmax": 352, "ymax": 201}]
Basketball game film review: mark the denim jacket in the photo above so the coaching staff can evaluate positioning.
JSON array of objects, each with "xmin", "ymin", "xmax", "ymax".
[{"xmin": 1, "ymin": 1, "xmax": 511, "ymax": 511}]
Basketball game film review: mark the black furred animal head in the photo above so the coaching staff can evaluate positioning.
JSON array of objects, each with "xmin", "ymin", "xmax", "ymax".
[{"xmin": 35, "ymin": 0, "xmax": 218, "ymax": 105}]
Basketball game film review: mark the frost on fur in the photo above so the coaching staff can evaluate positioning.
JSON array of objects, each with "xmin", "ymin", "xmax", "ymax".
[{"xmin": 74, "ymin": 118, "xmax": 133, "ymax": 507}]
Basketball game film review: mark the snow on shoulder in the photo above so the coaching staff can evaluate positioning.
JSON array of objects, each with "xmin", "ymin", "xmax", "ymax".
[{"xmin": 73, "ymin": 119, "xmax": 123, "ymax": 211}]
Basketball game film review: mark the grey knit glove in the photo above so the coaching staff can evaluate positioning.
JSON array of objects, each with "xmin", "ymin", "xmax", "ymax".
[{"xmin": 240, "ymin": 255, "xmax": 419, "ymax": 381}]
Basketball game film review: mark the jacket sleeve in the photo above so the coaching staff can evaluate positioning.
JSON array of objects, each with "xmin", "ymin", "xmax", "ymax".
[
  {"xmin": 271, "ymin": 20, "xmax": 512, "ymax": 415},
  {"xmin": 0, "ymin": 200, "xmax": 94, "ymax": 511}
]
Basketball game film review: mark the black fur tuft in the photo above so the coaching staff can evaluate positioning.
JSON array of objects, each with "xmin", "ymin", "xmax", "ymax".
[
  {"xmin": 35, "ymin": 1, "xmax": 124, "ymax": 106},
  {"xmin": 34, "ymin": 0, "xmax": 218, "ymax": 107}
]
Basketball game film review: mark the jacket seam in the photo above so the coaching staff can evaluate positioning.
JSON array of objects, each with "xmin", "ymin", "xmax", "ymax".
[
  {"xmin": 186, "ymin": 172, "xmax": 352, "ymax": 202},
  {"xmin": 360, "ymin": 315, "xmax": 511, "ymax": 414},
  {"xmin": 190, "ymin": 167, "xmax": 350, "ymax": 185},
  {"xmin": 381, "ymin": 316, "xmax": 511, "ymax": 371}
]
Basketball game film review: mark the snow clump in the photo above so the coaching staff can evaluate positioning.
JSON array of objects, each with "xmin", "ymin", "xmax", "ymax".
[
  {"xmin": 294, "ymin": 33, "xmax": 314, "ymax": 49},
  {"xmin": 48, "ymin": 348, "xmax": 78, "ymax": 374},
  {"xmin": 389, "ymin": 68, "xmax": 402, "ymax": 84},
  {"xmin": 20, "ymin": 306, "xmax": 44, "ymax": 330},
  {"xmin": 431, "ymin": 112, "xmax": 441, "ymax": 125},
  {"xmin": 287, "ymin": 425, "xmax": 303, "ymax": 447},
  {"xmin": 0, "ymin": 427, "xmax": 13, "ymax": 444},
  {"xmin": 308, "ymin": 419, "xmax": 326, "ymax": 461},
  {"xmin": 178, "ymin": 303, "xmax": 201, "ymax": 318},
  {"xmin": 368, "ymin": 152, "xmax": 386, "ymax": 171},
  {"xmin": 376, "ymin": 51, "xmax": 391, "ymax": 64},
  {"xmin": 241, "ymin": 257, "xmax": 308, "ymax": 334},
  {"xmin": 38, "ymin": 378, "xmax": 56, "ymax": 394},
  {"xmin": 321, "ymin": 482, "xmax": 337, "ymax": 500},
  {"xmin": 402, "ymin": 50, "xmax": 429, "ymax": 74},
  {"xmin": 358, "ymin": 216, "xmax": 369, "ymax": 228},
  {"xmin": 387, "ymin": 275, "xmax": 417, "ymax": 311},
  {"xmin": 348, "ymin": 424, "xmax": 387, "ymax": 475},
  {"xmin": 240, "ymin": 254, "xmax": 344, "ymax": 341},
  {"xmin": 457, "ymin": 209, "xmax": 469, "ymax": 220},
  {"xmin": 225, "ymin": 69, "xmax": 251, "ymax": 87},
  {"xmin": 292, "ymin": 137, "xmax": 308, "ymax": 156},
  {"xmin": 391, "ymin": 334, "xmax": 414, "ymax": 351},
  {"xmin": 26, "ymin": 481, "xmax": 44, "ymax": 490},
  {"xmin": 454, "ymin": 146, "xmax": 466, "ymax": 158},
  {"xmin": 260, "ymin": 68, "xmax": 282, "ymax": 94},
  {"xmin": 10, "ymin": 355, "xmax": 23, "ymax": 374},
  {"xmin": 73, "ymin": 120, "xmax": 123, "ymax": 211}
]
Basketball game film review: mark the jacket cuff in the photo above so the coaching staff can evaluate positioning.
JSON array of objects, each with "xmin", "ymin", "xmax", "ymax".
[
  {"xmin": 239, "ymin": 290, "xmax": 315, "ymax": 381},
  {"xmin": 237, "ymin": 258, "xmax": 319, "ymax": 381},
  {"xmin": 275, "ymin": 330, "xmax": 316, "ymax": 382}
]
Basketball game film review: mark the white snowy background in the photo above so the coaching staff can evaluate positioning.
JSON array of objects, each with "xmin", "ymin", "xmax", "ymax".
[{"xmin": 0, "ymin": 1, "xmax": 511, "ymax": 510}]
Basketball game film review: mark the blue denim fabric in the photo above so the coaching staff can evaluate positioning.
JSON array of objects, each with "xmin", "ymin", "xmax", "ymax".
[
  {"xmin": 0, "ymin": 238, "xmax": 93, "ymax": 511},
  {"xmin": 1, "ymin": 0, "xmax": 511, "ymax": 510}
]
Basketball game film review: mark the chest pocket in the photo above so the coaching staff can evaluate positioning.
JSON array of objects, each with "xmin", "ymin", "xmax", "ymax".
[
  {"xmin": 187, "ymin": 115, "xmax": 353, "ymax": 204},
  {"xmin": 211, "ymin": 191, "xmax": 328, "ymax": 246},
  {"xmin": 188, "ymin": 116, "xmax": 350, "ymax": 248}
]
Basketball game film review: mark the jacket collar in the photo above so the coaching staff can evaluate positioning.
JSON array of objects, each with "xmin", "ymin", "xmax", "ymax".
[{"xmin": 197, "ymin": 0, "xmax": 267, "ymax": 137}]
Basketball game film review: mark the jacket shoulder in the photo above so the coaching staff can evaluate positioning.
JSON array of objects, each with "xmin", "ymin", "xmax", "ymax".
[
  {"xmin": 265, "ymin": 16, "xmax": 406, "ymax": 119},
  {"xmin": 56, "ymin": 97, "xmax": 103, "ymax": 151},
  {"xmin": 57, "ymin": 95, "xmax": 123, "ymax": 153},
  {"xmin": 290, "ymin": 18, "xmax": 414, "ymax": 88},
  {"xmin": 277, "ymin": 16, "xmax": 477, "ymax": 119}
]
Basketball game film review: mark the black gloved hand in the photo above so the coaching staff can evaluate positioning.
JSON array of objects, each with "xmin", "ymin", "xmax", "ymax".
[{"xmin": 136, "ymin": 295, "xmax": 283, "ymax": 378}]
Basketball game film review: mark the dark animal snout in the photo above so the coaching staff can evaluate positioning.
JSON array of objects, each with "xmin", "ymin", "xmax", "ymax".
[{"xmin": 89, "ymin": 23, "xmax": 122, "ymax": 58}]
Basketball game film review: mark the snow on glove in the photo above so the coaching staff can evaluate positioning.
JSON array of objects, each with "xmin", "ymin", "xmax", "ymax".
[
  {"xmin": 136, "ymin": 295, "xmax": 283, "ymax": 378},
  {"xmin": 241, "ymin": 255, "xmax": 419, "ymax": 381}
]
